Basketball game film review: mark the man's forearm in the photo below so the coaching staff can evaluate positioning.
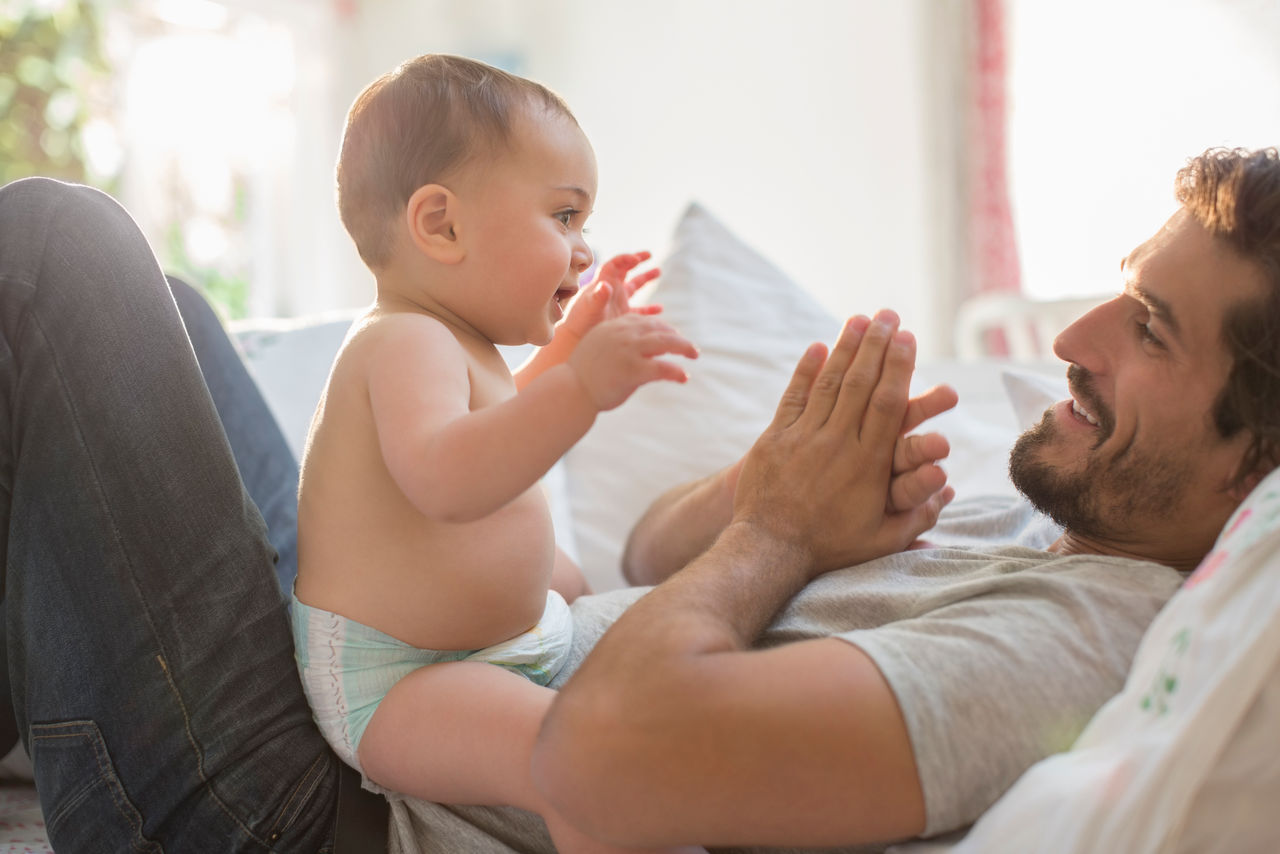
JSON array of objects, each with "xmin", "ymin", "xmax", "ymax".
[
  {"xmin": 534, "ymin": 521, "xmax": 818, "ymax": 844},
  {"xmin": 534, "ymin": 517, "xmax": 927, "ymax": 848},
  {"xmin": 534, "ymin": 314, "xmax": 940, "ymax": 848},
  {"xmin": 620, "ymin": 464, "xmax": 738, "ymax": 586},
  {"xmin": 624, "ymin": 518, "xmax": 811, "ymax": 649}
]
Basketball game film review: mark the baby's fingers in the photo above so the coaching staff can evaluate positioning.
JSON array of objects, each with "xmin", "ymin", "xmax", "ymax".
[
  {"xmin": 902, "ymin": 384, "xmax": 959, "ymax": 434},
  {"xmin": 598, "ymin": 251, "xmax": 651, "ymax": 283},
  {"xmin": 893, "ymin": 432, "xmax": 950, "ymax": 475},
  {"xmin": 641, "ymin": 326, "xmax": 699, "ymax": 361},
  {"xmin": 887, "ymin": 464, "xmax": 949, "ymax": 514},
  {"xmin": 885, "ymin": 484, "xmax": 955, "ymax": 545},
  {"xmin": 647, "ymin": 358, "xmax": 692, "ymax": 385},
  {"xmin": 625, "ymin": 266, "xmax": 661, "ymax": 297}
]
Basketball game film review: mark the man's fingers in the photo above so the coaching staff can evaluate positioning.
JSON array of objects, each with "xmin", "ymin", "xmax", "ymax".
[
  {"xmin": 902, "ymin": 384, "xmax": 958, "ymax": 434},
  {"xmin": 769, "ymin": 342, "xmax": 828, "ymax": 430},
  {"xmin": 801, "ymin": 315, "xmax": 871, "ymax": 427},
  {"xmin": 841, "ymin": 321, "xmax": 910, "ymax": 443},
  {"xmin": 892, "ymin": 432, "xmax": 950, "ymax": 475}
]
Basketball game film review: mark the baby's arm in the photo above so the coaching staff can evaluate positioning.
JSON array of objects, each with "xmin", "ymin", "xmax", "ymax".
[
  {"xmin": 516, "ymin": 252, "xmax": 660, "ymax": 390},
  {"xmin": 369, "ymin": 313, "xmax": 695, "ymax": 524}
]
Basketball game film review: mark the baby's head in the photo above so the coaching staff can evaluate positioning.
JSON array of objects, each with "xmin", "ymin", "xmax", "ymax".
[{"xmin": 336, "ymin": 54, "xmax": 580, "ymax": 271}]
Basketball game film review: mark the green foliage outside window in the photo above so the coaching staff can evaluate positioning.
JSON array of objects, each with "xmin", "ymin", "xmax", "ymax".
[
  {"xmin": 0, "ymin": 0, "xmax": 115, "ymax": 189},
  {"xmin": 1, "ymin": 0, "xmax": 252, "ymax": 319}
]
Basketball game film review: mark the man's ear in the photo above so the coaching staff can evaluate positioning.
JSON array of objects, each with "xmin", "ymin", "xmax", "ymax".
[
  {"xmin": 1228, "ymin": 464, "xmax": 1268, "ymax": 502},
  {"xmin": 405, "ymin": 184, "xmax": 464, "ymax": 264}
]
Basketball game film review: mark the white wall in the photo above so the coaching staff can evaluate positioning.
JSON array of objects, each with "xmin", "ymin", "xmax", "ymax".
[
  {"xmin": 300, "ymin": 0, "xmax": 953, "ymax": 357},
  {"xmin": 1008, "ymin": 0, "xmax": 1280, "ymax": 302}
]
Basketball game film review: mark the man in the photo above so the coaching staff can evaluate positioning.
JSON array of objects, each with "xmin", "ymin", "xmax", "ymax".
[
  {"xmin": 526, "ymin": 147, "xmax": 1280, "ymax": 849},
  {"xmin": 0, "ymin": 148, "xmax": 1276, "ymax": 853}
]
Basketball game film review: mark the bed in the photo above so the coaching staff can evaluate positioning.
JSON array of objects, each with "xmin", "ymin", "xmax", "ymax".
[{"xmin": 2, "ymin": 204, "xmax": 1274, "ymax": 852}]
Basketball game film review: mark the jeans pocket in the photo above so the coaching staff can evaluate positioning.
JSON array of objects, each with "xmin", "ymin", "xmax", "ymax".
[{"xmin": 30, "ymin": 720, "xmax": 162, "ymax": 853}]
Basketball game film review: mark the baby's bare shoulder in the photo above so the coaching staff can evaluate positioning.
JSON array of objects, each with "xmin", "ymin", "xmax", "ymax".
[
  {"xmin": 333, "ymin": 310, "xmax": 465, "ymax": 376},
  {"xmin": 349, "ymin": 308, "xmax": 456, "ymax": 348}
]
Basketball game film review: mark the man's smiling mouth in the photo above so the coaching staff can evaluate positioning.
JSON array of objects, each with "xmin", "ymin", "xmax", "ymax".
[{"xmin": 1071, "ymin": 398, "xmax": 1100, "ymax": 426}]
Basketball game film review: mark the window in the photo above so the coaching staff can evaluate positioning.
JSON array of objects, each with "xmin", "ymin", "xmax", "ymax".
[{"xmin": 1008, "ymin": 0, "xmax": 1280, "ymax": 300}]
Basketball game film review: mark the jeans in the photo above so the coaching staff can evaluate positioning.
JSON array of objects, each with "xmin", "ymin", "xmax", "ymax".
[{"xmin": 0, "ymin": 177, "xmax": 339, "ymax": 852}]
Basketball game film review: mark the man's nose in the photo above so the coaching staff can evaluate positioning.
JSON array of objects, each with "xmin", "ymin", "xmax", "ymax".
[{"xmin": 1053, "ymin": 296, "xmax": 1120, "ymax": 369}]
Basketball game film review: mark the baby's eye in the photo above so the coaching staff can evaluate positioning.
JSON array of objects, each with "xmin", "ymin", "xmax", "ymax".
[{"xmin": 554, "ymin": 209, "xmax": 579, "ymax": 227}]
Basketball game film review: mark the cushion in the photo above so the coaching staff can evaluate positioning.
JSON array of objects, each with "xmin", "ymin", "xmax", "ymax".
[{"xmin": 562, "ymin": 203, "xmax": 850, "ymax": 590}]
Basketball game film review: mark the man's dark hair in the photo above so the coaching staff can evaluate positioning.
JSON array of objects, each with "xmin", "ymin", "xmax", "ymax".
[{"xmin": 1176, "ymin": 147, "xmax": 1280, "ymax": 485}]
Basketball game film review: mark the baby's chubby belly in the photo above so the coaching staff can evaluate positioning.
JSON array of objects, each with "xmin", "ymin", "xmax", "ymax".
[{"xmin": 299, "ymin": 486, "xmax": 559, "ymax": 651}]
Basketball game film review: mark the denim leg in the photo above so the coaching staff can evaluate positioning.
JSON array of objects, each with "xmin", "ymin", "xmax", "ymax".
[
  {"xmin": 167, "ymin": 276, "xmax": 299, "ymax": 597},
  {"xmin": 0, "ymin": 178, "xmax": 338, "ymax": 852}
]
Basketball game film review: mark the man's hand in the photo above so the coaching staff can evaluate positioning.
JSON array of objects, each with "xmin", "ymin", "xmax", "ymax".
[
  {"xmin": 559, "ymin": 251, "xmax": 662, "ymax": 342},
  {"xmin": 718, "ymin": 380, "xmax": 956, "ymax": 516},
  {"xmin": 732, "ymin": 310, "xmax": 953, "ymax": 577},
  {"xmin": 622, "ymin": 320, "xmax": 956, "ymax": 586}
]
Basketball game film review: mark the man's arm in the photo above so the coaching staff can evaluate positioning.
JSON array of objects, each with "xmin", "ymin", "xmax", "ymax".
[
  {"xmin": 620, "ymin": 462, "xmax": 738, "ymax": 586},
  {"xmin": 534, "ymin": 311, "xmax": 952, "ymax": 848}
]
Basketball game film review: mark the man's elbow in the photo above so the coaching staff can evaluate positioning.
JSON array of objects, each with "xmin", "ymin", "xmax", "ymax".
[
  {"xmin": 619, "ymin": 531, "xmax": 654, "ymax": 586},
  {"xmin": 532, "ymin": 692, "xmax": 647, "ymax": 844}
]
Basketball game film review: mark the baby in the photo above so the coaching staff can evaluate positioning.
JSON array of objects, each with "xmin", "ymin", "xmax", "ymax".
[{"xmin": 292, "ymin": 54, "xmax": 702, "ymax": 852}]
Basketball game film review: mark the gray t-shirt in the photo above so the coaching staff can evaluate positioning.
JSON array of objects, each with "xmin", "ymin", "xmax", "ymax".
[{"xmin": 388, "ymin": 496, "xmax": 1186, "ymax": 853}]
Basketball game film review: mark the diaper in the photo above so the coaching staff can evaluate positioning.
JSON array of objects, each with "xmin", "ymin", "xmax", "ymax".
[{"xmin": 291, "ymin": 590, "xmax": 573, "ymax": 775}]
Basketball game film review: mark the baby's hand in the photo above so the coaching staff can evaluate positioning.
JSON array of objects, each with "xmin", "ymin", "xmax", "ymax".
[
  {"xmin": 560, "ymin": 251, "xmax": 662, "ymax": 342},
  {"xmin": 568, "ymin": 314, "xmax": 698, "ymax": 411}
]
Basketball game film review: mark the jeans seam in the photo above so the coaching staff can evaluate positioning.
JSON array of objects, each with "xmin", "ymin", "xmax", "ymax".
[
  {"xmin": 264, "ymin": 752, "xmax": 326, "ymax": 841},
  {"xmin": 32, "ymin": 723, "xmax": 163, "ymax": 853},
  {"xmin": 155, "ymin": 654, "xmax": 274, "ymax": 848}
]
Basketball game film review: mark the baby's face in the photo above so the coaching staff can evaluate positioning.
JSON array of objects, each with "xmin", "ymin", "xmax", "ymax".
[{"xmin": 450, "ymin": 108, "xmax": 598, "ymax": 347}]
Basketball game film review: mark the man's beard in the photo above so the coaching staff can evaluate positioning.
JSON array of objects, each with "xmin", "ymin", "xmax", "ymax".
[{"xmin": 1008, "ymin": 368, "xmax": 1190, "ymax": 541}]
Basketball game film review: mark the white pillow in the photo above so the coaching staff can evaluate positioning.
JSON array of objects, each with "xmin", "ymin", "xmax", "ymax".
[
  {"xmin": 1001, "ymin": 366, "xmax": 1068, "ymax": 431},
  {"xmin": 563, "ymin": 203, "xmax": 841, "ymax": 591},
  {"xmin": 234, "ymin": 315, "xmax": 354, "ymax": 459}
]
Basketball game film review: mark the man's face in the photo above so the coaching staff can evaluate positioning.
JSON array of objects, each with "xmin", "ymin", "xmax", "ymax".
[{"xmin": 1009, "ymin": 209, "xmax": 1263, "ymax": 569}]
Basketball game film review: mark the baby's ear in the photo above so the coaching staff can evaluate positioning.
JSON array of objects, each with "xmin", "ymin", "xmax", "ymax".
[{"xmin": 406, "ymin": 184, "xmax": 464, "ymax": 264}]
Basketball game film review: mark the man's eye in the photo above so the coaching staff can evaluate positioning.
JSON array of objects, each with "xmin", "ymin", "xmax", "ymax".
[{"xmin": 1135, "ymin": 319, "xmax": 1164, "ymax": 348}]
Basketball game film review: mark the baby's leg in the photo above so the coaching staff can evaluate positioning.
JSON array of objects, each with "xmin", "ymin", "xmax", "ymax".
[{"xmin": 358, "ymin": 661, "xmax": 704, "ymax": 853}]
